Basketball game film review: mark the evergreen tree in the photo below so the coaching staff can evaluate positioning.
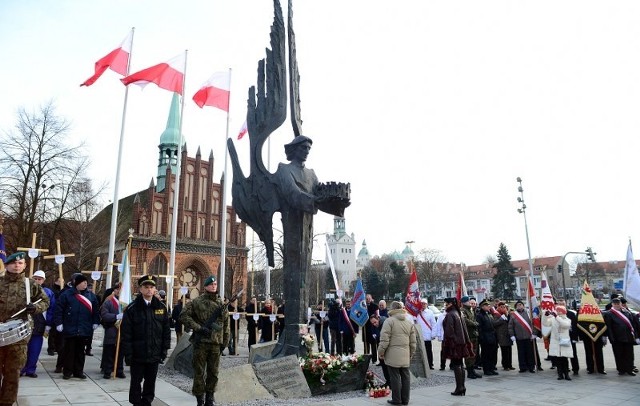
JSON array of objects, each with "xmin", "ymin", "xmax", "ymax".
[{"xmin": 491, "ymin": 243, "xmax": 517, "ymax": 300}]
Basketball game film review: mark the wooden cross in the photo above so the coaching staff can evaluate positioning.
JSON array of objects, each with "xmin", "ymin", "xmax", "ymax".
[
  {"xmin": 81, "ymin": 257, "xmax": 109, "ymax": 295},
  {"xmin": 43, "ymin": 239, "xmax": 74, "ymax": 284},
  {"xmin": 17, "ymin": 233, "xmax": 49, "ymax": 277}
]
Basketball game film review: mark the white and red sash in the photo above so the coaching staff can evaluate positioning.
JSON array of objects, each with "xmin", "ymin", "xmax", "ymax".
[
  {"xmin": 110, "ymin": 296, "xmax": 120, "ymax": 312},
  {"xmin": 610, "ymin": 308, "xmax": 635, "ymax": 335},
  {"xmin": 75, "ymin": 294, "xmax": 93, "ymax": 313},
  {"xmin": 419, "ymin": 312, "xmax": 432, "ymax": 330},
  {"xmin": 511, "ymin": 310, "xmax": 533, "ymax": 335}
]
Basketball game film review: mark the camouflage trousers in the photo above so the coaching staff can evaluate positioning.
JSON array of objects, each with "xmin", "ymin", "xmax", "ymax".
[
  {"xmin": 0, "ymin": 342, "xmax": 27, "ymax": 405},
  {"xmin": 464, "ymin": 338, "xmax": 478, "ymax": 368},
  {"xmin": 192, "ymin": 343, "xmax": 221, "ymax": 395}
]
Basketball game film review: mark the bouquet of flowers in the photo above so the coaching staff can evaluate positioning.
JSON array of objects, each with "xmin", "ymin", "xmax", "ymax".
[
  {"xmin": 299, "ymin": 352, "xmax": 365, "ymax": 386},
  {"xmin": 301, "ymin": 333, "xmax": 315, "ymax": 353}
]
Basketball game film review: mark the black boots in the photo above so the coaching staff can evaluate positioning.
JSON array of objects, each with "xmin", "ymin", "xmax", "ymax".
[
  {"xmin": 467, "ymin": 366, "xmax": 482, "ymax": 379},
  {"xmin": 205, "ymin": 392, "xmax": 215, "ymax": 406},
  {"xmin": 451, "ymin": 365, "xmax": 466, "ymax": 396},
  {"xmin": 196, "ymin": 394, "xmax": 204, "ymax": 406}
]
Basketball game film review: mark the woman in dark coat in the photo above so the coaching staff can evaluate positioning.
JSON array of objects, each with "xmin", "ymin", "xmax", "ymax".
[{"xmin": 442, "ymin": 297, "xmax": 473, "ymax": 396}]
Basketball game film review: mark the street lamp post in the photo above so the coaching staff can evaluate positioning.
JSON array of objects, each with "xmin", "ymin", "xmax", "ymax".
[{"xmin": 516, "ymin": 177, "xmax": 535, "ymax": 288}]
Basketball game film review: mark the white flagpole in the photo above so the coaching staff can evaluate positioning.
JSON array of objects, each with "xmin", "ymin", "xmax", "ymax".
[
  {"xmin": 107, "ymin": 27, "xmax": 135, "ymax": 288},
  {"xmin": 219, "ymin": 68, "xmax": 232, "ymax": 299},
  {"xmin": 168, "ymin": 50, "xmax": 188, "ymax": 311}
]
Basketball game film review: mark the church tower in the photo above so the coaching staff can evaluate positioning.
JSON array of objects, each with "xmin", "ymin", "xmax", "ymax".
[
  {"xmin": 326, "ymin": 216, "xmax": 356, "ymax": 294},
  {"xmin": 156, "ymin": 92, "xmax": 181, "ymax": 192}
]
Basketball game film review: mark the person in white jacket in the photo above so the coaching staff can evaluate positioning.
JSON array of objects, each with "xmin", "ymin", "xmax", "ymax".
[
  {"xmin": 415, "ymin": 298, "xmax": 437, "ymax": 370},
  {"xmin": 434, "ymin": 305, "xmax": 447, "ymax": 370},
  {"xmin": 543, "ymin": 305, "xmax": 573, "ymax": 381}
]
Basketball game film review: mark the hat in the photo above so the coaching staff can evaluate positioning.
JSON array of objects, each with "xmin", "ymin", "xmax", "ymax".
[
  {"xmin": 33, "ymin": 270, "xmax": 46, "ymax": 279},
  {"xmin": 420, "ymin": 298, "xmax": 429, "ymax": 304},
  {"xmin": 620, "ymin": 296, "xmax": 627, "ymax": 304},
  {"xmin": 158, "ymin": 290, "xmax": 166, "ymax": 297},
  {"xmin": 4, "ymin": 252, "xmax": 26, "ymax": 265},
  {"xmin": 556, "ymin": 305, "xmax": 567, "ymax": 315},
  {"xmin": 515, "ymin": 300, "xmax": 524, "ymax": 306},
  {"xmin": 204, "ymin": 276, "xmax": 217, "ymax": 287},
  {"xmin": 138, "ymin": 275, "xmax": 156, "ymax": 286},
  {"xmin": 443, "ymin": 297, "xmax": 458, "ymax": 305},
  {"xmin": 611, "ymin": 293, "xmax": 620, "ymax": 300},
  {"xmin": 479, "ymin": 299, "xmax": 491, "ymax": 307},
  {"xmin": 461, "ymin": 295, "xmax": 470, "ymax": 304},
  {"xmin": 73, "ymin": 273, "xmax": 88, "ymax": 286},
  {"xmin": 611, "ymin": 297, "xmax": 621, "ymax": 303}
]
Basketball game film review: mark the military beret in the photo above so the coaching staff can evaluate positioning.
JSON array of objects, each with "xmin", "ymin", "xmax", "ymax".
[
  {"xmin": 4, "ymin": 252, "xmax": 26, "ymax": 264},
  {"xmin": 138, "ymin": 274, "xmax": 156, "ymax": 286},
  {"xmin": 461, "ymin": 295, "xmax": 470, "ymax": 303},
  {"xmin": 204, "ymin": 275, "xmax": 217, "ymax": 287}
]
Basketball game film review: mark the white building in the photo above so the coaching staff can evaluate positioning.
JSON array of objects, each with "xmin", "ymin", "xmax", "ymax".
[{"xmin": 326, "ymin": 216, "xmax": 356, "ymax": 293}]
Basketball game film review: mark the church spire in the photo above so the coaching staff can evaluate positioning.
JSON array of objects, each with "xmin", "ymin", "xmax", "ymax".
[{"xmin": 157, "ymin": 92, "xmax": 181, "ymax": 192}]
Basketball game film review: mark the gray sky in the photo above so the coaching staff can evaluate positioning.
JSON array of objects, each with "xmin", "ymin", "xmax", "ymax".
[{"xmin": 2, "ymin": 0, "xmax": 640, "ymax": 266}]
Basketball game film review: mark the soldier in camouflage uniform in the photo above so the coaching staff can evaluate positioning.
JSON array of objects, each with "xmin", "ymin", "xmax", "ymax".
[
  {"xmin": 180, "ymin": 276, "xmax": 229, "ymax": 406},
  {"xmin": 0, "ymin": 252, "xmax": 49, "ymax": 406},
  {"xmin": 460, "ymin": 296, "xmax": 482, "ymax": 379}
]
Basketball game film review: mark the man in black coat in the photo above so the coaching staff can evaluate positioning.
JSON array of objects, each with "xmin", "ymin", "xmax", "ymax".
[
  {"xmin": 476, "ymin": 300, "xmax": 500, "ymax": 375},
  {"xmin": 121, "ymin": 275, "xmax": 171, "ymax": 406},
  {"xmin": 603, "ymin": 297, "xmax": 640, "ymax": 376}
]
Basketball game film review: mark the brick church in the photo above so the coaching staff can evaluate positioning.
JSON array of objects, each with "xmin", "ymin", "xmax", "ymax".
[{"xmin": 92, "ymin": 93, "xmax": 247, "ymax": 302}]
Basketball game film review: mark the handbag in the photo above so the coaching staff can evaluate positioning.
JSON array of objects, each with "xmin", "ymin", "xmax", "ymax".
[{"xmin": 559, "ymin": 337, "xmax": 571, "ymax": 347}]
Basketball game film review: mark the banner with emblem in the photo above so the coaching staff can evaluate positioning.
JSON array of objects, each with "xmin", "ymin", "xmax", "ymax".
[
  {"xmin": 539, "ymin": 271, "xmax": 555, "ymax": 337},
  {"xmin": 349, "ymin": 278, "xmax": 369, "ymax": 327},
  {"xmin": 405, "ymin": 266, "xmax": 421, "ymax": 317},
  {"xmin": 577, "ymin": 280, "xmax": 607, "ymax": 341}
]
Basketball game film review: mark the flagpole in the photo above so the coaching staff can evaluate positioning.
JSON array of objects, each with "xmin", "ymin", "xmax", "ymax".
[
  {"xmin": 219, "ymin": 68, "xmax": 232, "ymax": 300},
  {"xmin": 107, "ymin": 27, "xmax": 135, "ymax": 289},
  {"xmin": 168, "ymin": 50, "xmax": 188, "ymax": 312}
]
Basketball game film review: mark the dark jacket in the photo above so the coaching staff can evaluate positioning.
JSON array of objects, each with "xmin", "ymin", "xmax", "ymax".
[
  {"xmin": 476, "ymin": 309, "xmax": 499, "ymax": 345},
  {"xmin": 338, "ymin": 307, "xmax": 359, "ymax": 335},
  {"xmin": 121, "ymin": 294, "xmax": 171, "ymax": 363},
  {"xmin": 494, "ymin": 313, "xmax": 512, "ymax": 346},
  {"xmin": 54, "ymin": 287, "xmax": 100, "ymax": 337},
  {"xmin": 442, "ymin": 307, "xmax": 472, "ymax": 360},
  {"xmin": 171, "ymin": 302, "xmax": 184, "ymax": 333},
  {"xmin": 566, "ymin": 309, "xmax": 579, "ymax": 341},
  {"xmin": 328, "ymin": 301, "xmax": 341, "ymax": 330},
  {"xmin": 604, "ymin": 308, "xmax": 639, "ymax": 344},
  {"xmin": 100, "ymin": 294, "xmax": 121, "ymax": 345}
]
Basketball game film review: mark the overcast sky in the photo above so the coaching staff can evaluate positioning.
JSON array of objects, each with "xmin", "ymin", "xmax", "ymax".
[{"xmin": 2, "ymin": 0, "xmax": 640, "ymax": 266}]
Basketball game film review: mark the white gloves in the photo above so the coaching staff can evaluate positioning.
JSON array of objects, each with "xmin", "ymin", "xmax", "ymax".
[
  {"xmin": 602, "ymin": 336, "xmax": 608, "ymax": 344},
  {"xmin": 93, "ymin": 324, "xmax": 99, "ymax": 330},
  {"xmin": 531, "ymin": 335, "xmax": 537, "ymax": 340},
  {"xmin": 116, "ymin": 313, "xmax": 124, "ymax": 320},
  {"xmin": 56, "ymin": 325, "xmax": 63, "ymax": 332},
  {"xmin": 45, "ymin": 326, "xmax": 51, "ymax": 333},
  {"xmin": 636, "ymin": 338, "xmax": 640, "ymax": 345},
  {"xmin": 500, "ymin": 315, "xmax": 508, "ymax": 321},
  {"xmin": 510, "ymin": 336, "xmax": 516, "ymax": 342}
]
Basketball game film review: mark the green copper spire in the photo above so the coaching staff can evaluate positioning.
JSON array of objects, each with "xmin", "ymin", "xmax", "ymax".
[{"xmin": 157, "ymin": 93, "xmax": 182, "ymax": 192}]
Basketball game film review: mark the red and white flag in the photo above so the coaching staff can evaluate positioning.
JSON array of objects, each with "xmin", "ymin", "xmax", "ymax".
[
  {"xmin": 456, "ymin": 270, "xmax": 467, "ymax": 302},
  {"xmin": 527, "ymin": 272, "xmax": 538, "ymax": 308},
  {"xmin": 404, "ymin": 264, "xmax": 421, "ymax": 317},
  {"xmin": 193, "ymin": 71, "xmax": 231, "ymax": 111},
  {"xmin": 81, "ymin": 29, "xmax": 133, "ymax": 87},
  {"xmin": 237, "ymin": 120, "xmax": 248, "ymax": 140},
  {"xmin": 121, "ymin": 53, "xmax": 185, "ymax": 95}
]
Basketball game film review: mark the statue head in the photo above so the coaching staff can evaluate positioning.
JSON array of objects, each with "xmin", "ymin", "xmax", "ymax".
[{"xmin": 284, "ymin": 135, "xmax": 313, "ymax": 162}]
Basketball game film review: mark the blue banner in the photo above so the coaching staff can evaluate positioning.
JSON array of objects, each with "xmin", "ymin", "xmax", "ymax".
[
  {"xmin": 0, "ymin": 233, "xmax": 6, "ymax": 263},
  {"xmin": 349, "ymin": 279, "xmax": 369, "ymax": 327}
]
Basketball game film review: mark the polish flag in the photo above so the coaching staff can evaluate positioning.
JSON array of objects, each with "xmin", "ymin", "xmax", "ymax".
[
  {"xmin": 121, "ymin": 53, "xmax": 185, "ymax": 95},
  {"xmin": 237, "ymin": 120, "xmax": 248, "ymax": 140},
  {"xmin": 192, "ymin": 71, "xmax": 231, "ymax": 111},
  {"xmin": 527, "ymin": 274, "xmax": 539, "ymax": 308},
  {"xmin": 456, "ymin": 270, "xmax": 467, "ymax": 303},
  {"xmin": 81, "ymin": 30, "xmax": 133, "ymax": 87}
]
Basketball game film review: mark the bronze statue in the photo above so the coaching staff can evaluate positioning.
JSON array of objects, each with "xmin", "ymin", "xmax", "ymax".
[{"xmin": 227, "ymin": 0, "xmax": 349, "ymax": 357}]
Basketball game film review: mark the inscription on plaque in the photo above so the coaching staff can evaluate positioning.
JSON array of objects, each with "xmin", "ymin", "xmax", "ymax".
[{"xmin": 252, "ymin": 355, "xmax": 311, "ymax": 399}]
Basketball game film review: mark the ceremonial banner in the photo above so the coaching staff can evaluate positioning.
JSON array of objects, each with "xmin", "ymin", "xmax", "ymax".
[
  {"xmin": 577, "ymin": 281, "xmax": 607, "ymax": 341},
  {"xmin": 456, "ymin": 270, "xmax": 467, "ymax": 303},
  {"xmin": 623, "ymin": 241, "xmax": 640, "ymax": 308},
  {"xmin": 349, "ymin": 279, "xmax": 369, "ymax": 327},
  {"xmin": 405, "ymin": 267, "xmax": 421, "ymax": 317},
  {"xmin": 539, "ymin": 271, "xmax": 555, "ymax": 336}
]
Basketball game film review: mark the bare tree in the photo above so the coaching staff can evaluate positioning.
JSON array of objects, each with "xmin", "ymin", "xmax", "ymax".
[
  {"xmin": 0, "ymin": 101, "xmax": 104, "ymax": 263},
  {"xmin": 415, "ymin": 248, "xmax": 447, "ymax": 302}
]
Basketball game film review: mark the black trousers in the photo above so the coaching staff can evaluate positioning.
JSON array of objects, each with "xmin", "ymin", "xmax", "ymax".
[
  {"xmin": 102, "ymin": 343, "xmax": 124, "ymax": 375},
  {"xmin": 129, "ymin": 361, "xmax": 159, "ymax": 406},
  {"xmin": 612, "ymin": 342, "xmax": 634, "ymax": 373},
  {"xmin": 247, "ymin": 326, "xmax": 257, "ymax": 350},
  {"xmin": 569, "ymin": 341, "xmax": 579, "ymax": 372},
  {"xmin": 583, "ymin": 339, "xmax": 605, "ymax": 373},
  {"xmin": 342, "ymin": 332, "xmax": 355, "ymax": 354},
  {"xmin": 330, "ymin": 328, "xmax": 342, "ymax": 355},
  {"xmin": 62, "ymin": 336, "xmax": 87, "ymax": 377},
  {"xmin": 480, "ymin": 342, "xmax": 497, "ymax": 372},
  {"xmin": 363, "ymin": 340, "xmax": 377, "ymax": 362},
  {"xmin": 387, "ymin": 366, "xmax": 411, "ymax": 405},
  {"xmin": 500, "ymin": 345, "xmax": 513, "ymax": 369},
  {"xmin": 516, "ymin": 339, "xmax": 535, "ymax": 371},
  {"xmin": 423, "ymin": 340, "xmax": 434, "ymax": 368}
]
